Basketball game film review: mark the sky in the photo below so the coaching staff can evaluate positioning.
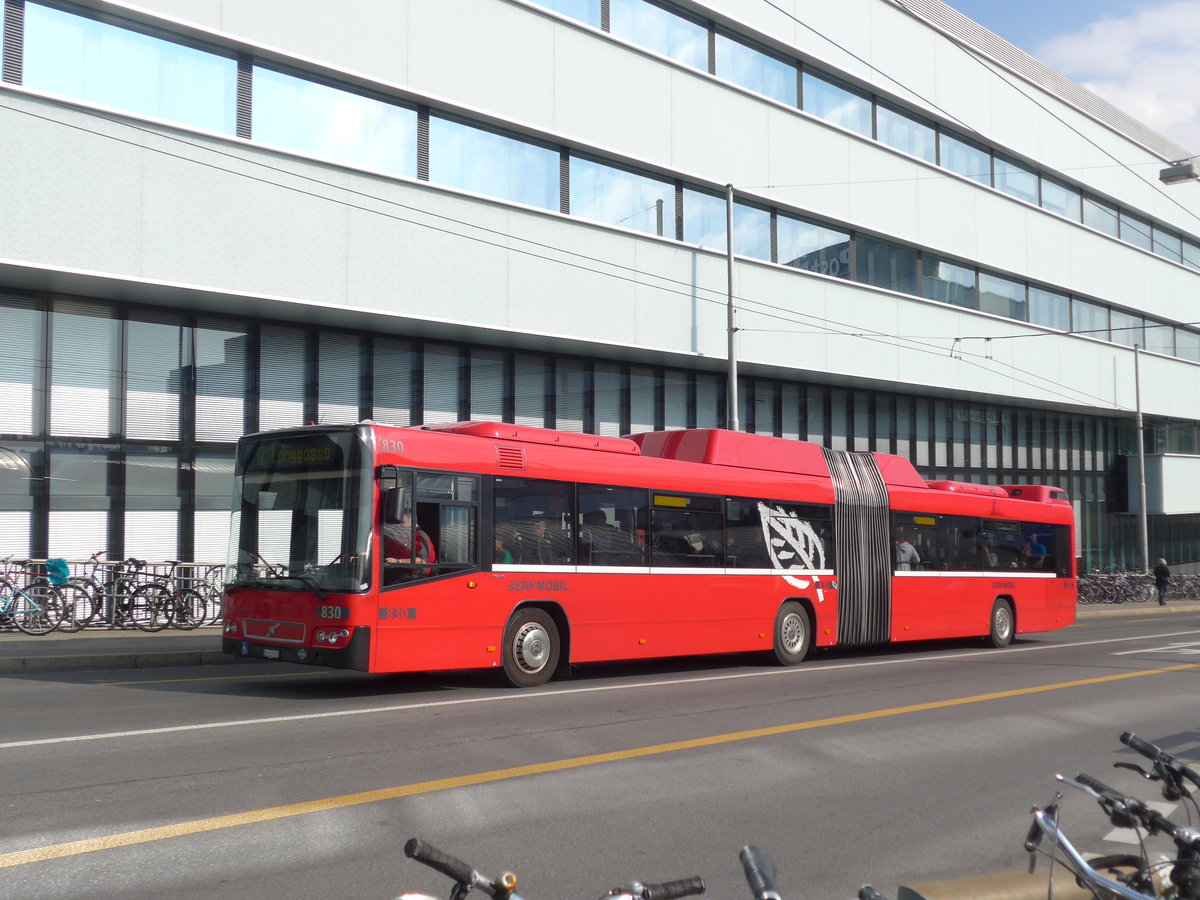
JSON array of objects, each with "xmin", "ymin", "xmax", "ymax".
[{"xmin": 945, "ymin": 0, "xmax": 1200, "ymax": 154}]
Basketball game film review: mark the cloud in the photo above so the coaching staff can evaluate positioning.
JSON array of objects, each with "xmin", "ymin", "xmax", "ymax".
[{"xmin": 1036, "ymin": 0, "xmax": 1200, "ymax": 154}]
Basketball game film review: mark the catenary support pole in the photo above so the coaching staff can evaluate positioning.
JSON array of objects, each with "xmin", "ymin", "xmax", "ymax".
[
  {"xmin": 726, "ymin": 183, "xmax": 739, "ymax": 432},
  {"xmin": 1134, "ymin": 344, "xmax": 1150, "ymax": 575}
]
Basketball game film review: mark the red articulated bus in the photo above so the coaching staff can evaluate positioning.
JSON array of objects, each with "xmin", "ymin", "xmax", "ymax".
[{"xmin": 222, "ymin": 421, "xmax": 1076, "ymax": 686}]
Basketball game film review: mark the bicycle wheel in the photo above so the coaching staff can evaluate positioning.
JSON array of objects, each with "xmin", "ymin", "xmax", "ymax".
[
  {"xmin": 56, "ymin": 581, "xmax": 97, "ymax": 633},
  {"xmin": 202, "ymin": 581, "xmax": 224, "ymax": 625},
  {"xmin": 129, "ymin": 583, "xmax": 172, "ymax": 632},
  {"xmin": 171, "ymin": 589, "xmax": 207, "ymax": 630},
  {"xmin": 12, "ymin": 582, "xmax": 65, "ymax": 635}
]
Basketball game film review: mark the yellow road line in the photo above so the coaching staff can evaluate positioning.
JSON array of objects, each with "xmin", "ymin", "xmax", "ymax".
[
  {"xmin": 3, "ymin": 662, "xmax": 1196, "ymax": 870},
  {"xmin": 99, "ymin": 671, "xmax": 332, "ymax": 686}
]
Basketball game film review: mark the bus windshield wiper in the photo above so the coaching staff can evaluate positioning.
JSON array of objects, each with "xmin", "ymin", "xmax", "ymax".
[{"xmin": 286, "ymin": 574, "xmax": 328, "ymax": 602}]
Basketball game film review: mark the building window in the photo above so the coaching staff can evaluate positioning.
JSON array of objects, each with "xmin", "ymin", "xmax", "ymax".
[
  {"xmin": 681, "ymin": 189, "xmax": 770, "ymax": 260},
  {"xmin": 1040, "ymin": 178, "xmax": 1081, "ymax": 221},
  {"xmin": 570, "ymin": 157, "xmax": 673, "ymax": 236},
  {"xmin": 1109, "ymin": 310, "xmax": 1144, "ymax": 348},
  {"xmin": 1072, "ymin": 299, "xmax": 1109, "ymax": 340},
  {"xmin": 1082, "ymin": 196, "xmax": 1120, "ymax": 239},
  {"xmin": 470, "ymin": 348, "xmax": 506, "ymax": 422},
  {"xmin": 1152, "ymin": 227, "xmax": 1183, "ymax": 263},
  {"xmin": 1183, "ymin": 241, "xmax": 1200, "ymax": 272},
  {"xmin": 802, "ymin": 70, "xmax": 872, "ymax": 137},
  {"xmin": 0, "ymin": 298, "xmax": 43, "ymax": 435},
  {"xmin": 609, "ymin": 0, "xmax": 708, "ymax": 70},
  {"xmin": 429, "ymin": 117, "xmax": 558, "ymax": 211},
  {"xmin": 777, "ymin": 216, "xmax": 850, "ymax": 278},
  {"xmin": 318, "ymin": 332, "xmax": 361, "ymax": 425},
  {"xmin": 423, "ymin": 343, "xmax": 463, "ymax": 424},
  {"xmin": 939, "ymin": 132, "xmax": 991, "ymax": 185},
  {"xmin": 1144, "ymin": 321, "xmax": 1174, "ymax": 356},
  {"xmin": 1028, "ymin": 287, "xmax": 1070, "ymax": 331},
  {"xmin": 714, "ymin": 32, "xmax": 797, "ymax": 106},
  {"xmin": 1175, "ymin": 329, "xmax": 1200, "ymax": 363},
  {"xmin": 994, "ymin": 156, "xmax": 1039, "ymax": 205},
  {"xmin": 555, "ymin": 358, "xmax": 587, "ymax": 432},
  {"xmin": 251, "ymin": 67, "xmax": 418, "ymax": 177},
  {"xmin": 372, "ymin": 338, "xmax": 414, "ymax": 426},
  {"xmin": 50, "ymin": 300, "xmax": 119, "ymax": 438},
  {"xmin": 876, "ymin": 104, "xmax": 936, "ymax": 163},
  {"xmin": 195, "ymin": 320, "xmax": 248, "ymax": 442},
  {"xmin": 594, "ymin": 362, "xmax": 623, "ymax": 437},
  {"xmin": 922, "ymin": 256, "xmax": 976, "ymax": 308},
  {"xmin": 259, "ymin": 325, "xmax": 307, "ymax": 431},
  {"xmin": 856, "ymin": 237, "xmax": 918, "ymax": 294},
  {"xmin": 978, "ymin": 273, "xmax": 1026, "ymax": 320},
  {"xmin": 23, "ymin": 2, "xmax": 236, "ymax": 134},
  {"xmin": 1119, "ymin": 210, "xmax": 1153, "ymax": 251},
  {"xmin": 514, "ymin": 353, "xmax": 547, "ymax": 428}
]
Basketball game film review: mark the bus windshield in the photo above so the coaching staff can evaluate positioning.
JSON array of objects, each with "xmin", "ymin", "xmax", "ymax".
[{"xmin": 228, "ymin": 430, "xmax": 372, "ymax": 594}]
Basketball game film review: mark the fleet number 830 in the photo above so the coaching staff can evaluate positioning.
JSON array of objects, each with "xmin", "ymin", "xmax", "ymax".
[{"xmin": 317, "ymin": 606, "xmax": 349, "ymax": 619}]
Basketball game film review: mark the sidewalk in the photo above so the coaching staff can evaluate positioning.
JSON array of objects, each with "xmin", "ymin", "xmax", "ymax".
[
  {"xmin": 0, "ymin": 627, "xmax": 233, "ymax": 674},
  {"xmin": 2, "ymin": 601, "xmax": 1195, "ymax": 675}
]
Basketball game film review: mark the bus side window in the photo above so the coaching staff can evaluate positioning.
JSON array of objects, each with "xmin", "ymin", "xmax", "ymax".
[
  {"xmin": 650, "ymin": 493, "xmax": 723, "ymax": 567},
  {"xmin": 577, "ymin": 484, "xmax": 647, "ymax": 567},
  {"xmin": 493, "ymin": 477, "xmax": 575, "ymax": 565},
  {"xmin": 726, "ymin": 500, "xmax": 770, "ymax": 568}
]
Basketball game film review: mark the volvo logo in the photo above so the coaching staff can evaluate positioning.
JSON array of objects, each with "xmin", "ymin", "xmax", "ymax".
[{"xmin": 265, "ymin": 623, "xmax": 281, "ymax": 638}]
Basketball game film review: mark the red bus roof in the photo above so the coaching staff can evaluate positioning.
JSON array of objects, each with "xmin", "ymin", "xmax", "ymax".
[{"xmin": 368, "ymin": 422, "xmax": 1070, "ymax": 521}]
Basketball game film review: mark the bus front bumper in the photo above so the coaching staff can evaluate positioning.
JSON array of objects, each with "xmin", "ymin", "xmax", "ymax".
[{"xmin": 223, "ymin": 625, "xmax": 370, "ymax": 670}]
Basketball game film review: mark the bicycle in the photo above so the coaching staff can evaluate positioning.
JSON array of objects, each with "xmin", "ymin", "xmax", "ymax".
[
  {"xmin": 129, "ymin": 560, "xmax": 207, "ymax": 632},
  {"xmin": 62, "ymin": 553, "xmax": 147, "ymax": 629},
  {"xmin": 0, "ymin": 558, "xmax": 65, "ymax": 635}
]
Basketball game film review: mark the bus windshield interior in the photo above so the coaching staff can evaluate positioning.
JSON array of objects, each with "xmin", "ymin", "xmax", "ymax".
[{"xmin": 228, "ymin": 431, "xmax": 372, "ymax": 594}]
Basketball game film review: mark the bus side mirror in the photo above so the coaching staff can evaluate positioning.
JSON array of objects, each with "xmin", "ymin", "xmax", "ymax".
[{"xmin": 378, "ymin": 465, "xmax": 399, "ymax": 495}]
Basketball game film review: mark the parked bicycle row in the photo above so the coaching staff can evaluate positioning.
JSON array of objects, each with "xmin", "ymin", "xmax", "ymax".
[
  {"xmin": 0, "ymin": 553, "xmax": 226, "ymax": 636},
  {"xmin": 1078, "ymin": 572, "xmax": 1200, "ymax": 604}
]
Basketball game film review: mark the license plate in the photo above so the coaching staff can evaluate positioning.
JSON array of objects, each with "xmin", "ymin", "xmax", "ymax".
[{"xmin": 262, "ymin": 648, "xmax": 280, "ymax": 660}]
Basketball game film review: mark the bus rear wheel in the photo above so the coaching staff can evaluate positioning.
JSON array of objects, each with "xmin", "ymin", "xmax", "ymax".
[
  {"xmin": 501, "ymin": 608, "xmax": 560, "ymax": 688},
  {"xmin": 772, "ymin": 601, "xmax": 811, "ymax": 666},
  {"xmin": 988, "ymin": 599, "xmax": 1014, "ymax": 648}
]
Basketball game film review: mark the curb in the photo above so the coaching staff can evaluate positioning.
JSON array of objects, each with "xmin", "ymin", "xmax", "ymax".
[{"xmin": 0, "ymin": 649, "xmax": 239, "ymax": 675}]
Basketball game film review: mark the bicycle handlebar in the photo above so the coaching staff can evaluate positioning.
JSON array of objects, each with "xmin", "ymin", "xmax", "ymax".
[
  {"xmin": 738, "ymin": 846, "xmax": 782, "ymax": 900},
  {"xmin": 403, "ymin": 838, "xmax": 518, "ymax": 900},
  {"xmin": 1071, "ymin": 772, "xmax": 1200, "ymax": 852},
  {"xmin": 404, "ymin": 838, "xmax": 477, "ymax": 887},
  {"xmin": 1122, "ymin": 730, "xmax": 1200, "ymax": 797}
]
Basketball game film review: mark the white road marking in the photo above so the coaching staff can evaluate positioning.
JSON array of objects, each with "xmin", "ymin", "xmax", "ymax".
[
  {"xmin": 3, "ymin": 628, "xmax": 1199, "ymax": 751},
  {"xmin": 1114, "ymin": 641, "xmax": 1200, "ymax": 656}
]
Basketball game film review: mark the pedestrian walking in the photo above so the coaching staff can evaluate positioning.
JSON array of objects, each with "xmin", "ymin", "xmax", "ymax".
[{"xmin": 1154, "ymin": 558, "xmax": 1171, "ymax": 606}]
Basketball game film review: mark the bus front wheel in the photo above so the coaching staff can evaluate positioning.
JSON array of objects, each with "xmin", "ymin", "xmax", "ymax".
[
  {"xmin": 501, "ymin": 608, "xmax": 560, "ymax": 688},
  {"xmin": 988, "ymin": 599, "xmax": 1014, "ymax": 648},
  {"xmin": 772, "ymin": 601, "xmax": 811, "ymax": 666}
]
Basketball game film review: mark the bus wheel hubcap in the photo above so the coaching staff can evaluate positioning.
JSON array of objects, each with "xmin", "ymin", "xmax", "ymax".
[
  {"xmin": 514, "ymin": 622, "xmax": 549, "ymax": 673},
  {"xmin": 781, "ymin": 613, "xmax": 804, "ymax": 653},
  {"xmin": 995, "ymin": 608, "xmax": 1011, "ymax": 639}
]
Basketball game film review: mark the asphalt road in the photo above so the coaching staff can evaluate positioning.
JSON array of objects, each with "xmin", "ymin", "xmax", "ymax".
[{"xmin": 3, "ymin": 611, "xmax": 1200, "ymax": 900}]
